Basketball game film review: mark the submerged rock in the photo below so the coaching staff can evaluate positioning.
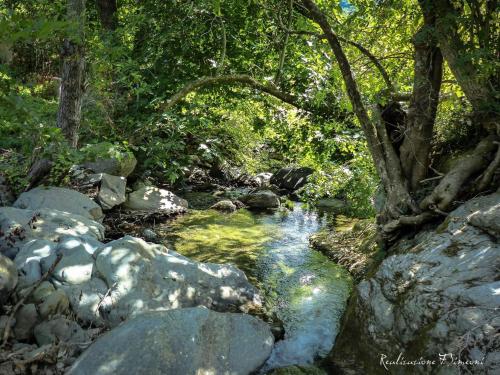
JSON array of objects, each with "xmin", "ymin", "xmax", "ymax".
[
  {"xmin": 124, "ymin": 186, "xmax": 188, "ymax": 213},
  {"xmin": 241, "ymin": 190, "xmax": 280, "ymax": 209},
  {"xmin": 331, "ymin": 192, "xmax": 500, "ymax": 374},
  {"xmin": 68, "ymin": 307, "xmax": 274, "ymax": 375},
  {"xmin": 94, "ymin": 236, "xmax": 261, "ymax": 326},
  {"xmin": 14, "ymin": 186, "xmax": 104, "ymax": 222}
]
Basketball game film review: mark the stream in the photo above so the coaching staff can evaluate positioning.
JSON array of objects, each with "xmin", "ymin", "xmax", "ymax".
[{"xmin": 160, "ymin": 201, "xmax": 353, "ymax": 371}]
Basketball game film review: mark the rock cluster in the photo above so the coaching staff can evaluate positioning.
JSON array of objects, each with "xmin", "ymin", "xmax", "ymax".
[{"xmin": 0, "ymin": 156, "xmax": 274, "ymax": 375}]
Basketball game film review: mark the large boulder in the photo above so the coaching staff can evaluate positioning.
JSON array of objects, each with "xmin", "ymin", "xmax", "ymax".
[
  {"xmin": 68, "ymin": 307, "xmax": 274, "ymax": 375},
  {"xmin": 124, "ymin": 186, "xmax": 188, "ymax": 214},
  {"xmin": 241, "ymin": 190, "xmax": 280, "ymax": 209},
  {"xmin": 331, "ymin": 192, "xmax": 500, "ymax": 374},
  {"xmin": 81, "ymin": 142, "xmax": 137, "ymax": 177},
  {"xmin": 96, "ymin": 174, "xmax": 127, "ymax": 210},
  {"xmin": 14, "ymin": 187, "xmax": 104, "ymax": 222},
  {"xmin": 0, "ymin": 254, "xmax": 17, "ymax": 305},
  {"xmin": 93, "ymin": 236, "xmax": 261, "ymax": 327},
  {"xmin": 0, "ymin": 207, "xmax": 104, "ymax": 259},
  {"xmin": 270, "ymin": 167, "xmax": 313, "ymax": 191}
]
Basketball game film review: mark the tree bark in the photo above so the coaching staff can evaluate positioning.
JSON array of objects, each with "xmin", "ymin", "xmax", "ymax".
[
  {"xmin": 419, "ymin": 0, "xmax": 494, "ymax": 117},
  {"xmin": 97, "ymin": 0, "xmax": 118, "ymax": 31},
  {"xmin": 57, "ymin": 0, "xmax": 86, "ymax": 147},
  {"xmin": 399, "ymin": 23, "xmax": 443, "ymax": 191},
  {"xmin": 301, "ymin": 0, "xmax": 417, "ymax": 221}
]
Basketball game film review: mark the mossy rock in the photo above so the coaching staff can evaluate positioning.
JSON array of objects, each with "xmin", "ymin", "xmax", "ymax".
[{"xmin": 80, "ymin": 142, "xmax": 137, "ymax": 177}]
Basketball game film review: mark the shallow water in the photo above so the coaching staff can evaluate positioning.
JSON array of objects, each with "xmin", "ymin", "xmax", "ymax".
[{"xmin": 161, "ymin": 203, "xmax": 352, "ymax": 370}]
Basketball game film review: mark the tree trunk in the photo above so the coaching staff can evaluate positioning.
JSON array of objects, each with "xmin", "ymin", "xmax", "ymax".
[
  {"xmin": 57, "ymin": 0, "xmax": 86, "ymax": 148},
  {"xmin": 301, "ymin": 0, "xmax": 417, "ymax": 223},
  {"xmin": 419, "ymin": 0, "xmax": 494, "ymax": 117},
  {"xmin": 399, "ymin": 22, "xmax": 443, "ymax": 191},
  {"xmin": 97, "ymin": 0, "xmax": 118, "ymax": 31}
]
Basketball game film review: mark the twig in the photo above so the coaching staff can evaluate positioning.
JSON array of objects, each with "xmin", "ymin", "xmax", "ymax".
[{"xmin": 1, "ymin": 254, "xmax": 63, "ymax": 349}]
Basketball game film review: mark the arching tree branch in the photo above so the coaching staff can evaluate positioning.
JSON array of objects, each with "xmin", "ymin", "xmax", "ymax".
[{"xmin": 158, "ymin": 74, "xmax": 346, "ymax": 119}]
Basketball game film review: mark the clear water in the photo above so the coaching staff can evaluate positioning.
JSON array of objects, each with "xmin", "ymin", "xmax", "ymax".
[{"xmin": 162, "ymin": 203, "xmax": 352, "ymax": 370}]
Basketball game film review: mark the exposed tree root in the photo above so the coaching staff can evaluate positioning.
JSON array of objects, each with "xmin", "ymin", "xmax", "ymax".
[{"xmin": 420, "ymin": 135, "xmax": 498, "ymax": 211}]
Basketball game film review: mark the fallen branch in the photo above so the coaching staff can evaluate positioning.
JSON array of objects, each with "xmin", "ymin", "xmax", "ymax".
[{"xmin": 1, "ymin": 254, "xmax": 63, "ymax": 349}]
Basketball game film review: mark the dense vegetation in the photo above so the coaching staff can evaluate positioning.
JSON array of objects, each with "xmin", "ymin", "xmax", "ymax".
[{"xmin": 0, "ymin": 0, "xmax": 498, "ymax": 231}]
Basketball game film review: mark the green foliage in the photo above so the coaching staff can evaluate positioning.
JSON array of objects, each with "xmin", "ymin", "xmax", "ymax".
[{"xmin": 301, "ymin": 147, "xmax": 378, "ymax": 218}]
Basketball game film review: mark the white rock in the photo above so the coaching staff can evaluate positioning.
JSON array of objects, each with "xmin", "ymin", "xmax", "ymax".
[
  {"xmin": 94, "ymin": 236, "xmax": 261, "ymax": 327},
  {"xmin": 124, "ymin": 186, "xmax": 188, "ymax": 213},
  {"xmin": 14, "ymin": 186, "xmax": 104, "ymax": 221}
]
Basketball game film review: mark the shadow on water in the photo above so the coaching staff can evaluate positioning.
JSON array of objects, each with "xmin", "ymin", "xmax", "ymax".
[{"xmin": 158, "ymin": 203, "xmax": 353, "ymax": 370}]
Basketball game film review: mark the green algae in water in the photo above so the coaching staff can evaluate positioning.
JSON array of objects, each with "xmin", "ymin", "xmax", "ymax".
[{"xmin": 161, "ymin": 209, "xmax": 279, "ymax": 282}]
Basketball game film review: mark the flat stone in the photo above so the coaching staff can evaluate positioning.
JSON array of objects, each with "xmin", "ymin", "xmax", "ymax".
[
  {"xmin": 68, "ymin": 307, "xmax": 274, "ymax": 375},
  {"xmin": 14, "ymin": 186, "xmax": 103, "ymax": 222}
]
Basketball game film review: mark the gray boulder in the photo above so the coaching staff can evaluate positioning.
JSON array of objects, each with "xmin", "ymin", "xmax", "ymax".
[
  {"xmin": 94, "ymin": 236, "xmax": 261, "ymax": 327},
  {"xmin": 58, "ymin": 278, "xmax": 109, "ymax": 327},
  {"xmin": 97, "ymin": 174, "xmax": 127, "ymax": 210},
  {"xmin": 34, "ymin": 317, "xmax": 88, "ymax": 346},
  {"xmin": 68, "ymin": 307, "xmax": 274, "ymax": 375},
  {"xmin": 210, "ymin": 200, "xmax": 237, "ymax": 212},
  {"xmin": 253, "ymin": 172, "xmax": 273, "ymax": 187},
  {"xmin": 0, "ymin": 207, "xmax": 104, "ymax": 258},
  {"xmin": 82, "ymin": 143, "xmax": 137, "ymax": 177},
  {"xmin": 124, "ymin": 186, "xmax": 188, "ymax": 213},
  {"xmin": 332, "ymin": 192, "xmax": 500, "ymax": 374},
  {"xmin": 13, "ymin": 304, "xmax": 39, "ymax": 341},
  {"xmin": 0, "ymin": 254, "xmax": 17, "ymax": 304},
  {"xmin": 242, "ymin": 190, "xmax": 280, "ymax": 209},
  {"xmin": 38, "ymin": 289, "xmax": 69, "ymax": 319},
  {"xmin": 270, "ymin": 167, "xmax": 313, "ymax": 191},
  {"xmin": 14, "ymin": 186, "xmax": 104, "ymax": 222}
]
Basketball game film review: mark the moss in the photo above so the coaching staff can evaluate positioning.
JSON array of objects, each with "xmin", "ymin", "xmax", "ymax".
[{"xmin": 158, "ymin": 209, "xmax": 278, "ymax": 283}]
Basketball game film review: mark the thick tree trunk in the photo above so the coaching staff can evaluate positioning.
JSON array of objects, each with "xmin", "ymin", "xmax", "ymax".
[
  {"xmin": 57, "ymin": 0, "xmax": 86, "ymax": 147},
  {"xmin": 301, "ymin": 0, "xmax": 417, "ymax": 222},
  {"xmin": 400, "ymin": 23, "xmax": 443, "ymax": 191},
  {"xmin": 97, "ymin": 0, "xmax": 118, "ymax": 31},
  {"xmin": 419, "ymin": 0, "xmax": 494, "ymax": 117}
]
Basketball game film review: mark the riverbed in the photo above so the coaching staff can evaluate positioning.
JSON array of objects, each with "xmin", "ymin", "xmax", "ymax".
[{"xmin": 159, "ymin": 203, "xmax": 352, "ymax": 371}]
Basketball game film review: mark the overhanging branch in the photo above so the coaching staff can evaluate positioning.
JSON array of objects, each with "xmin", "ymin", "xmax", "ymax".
[{"xmin": 158, "ymin": 74, "xmax": 346, "ymax": 118}]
